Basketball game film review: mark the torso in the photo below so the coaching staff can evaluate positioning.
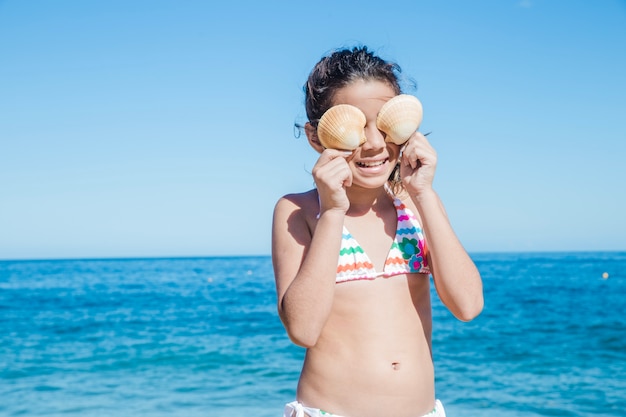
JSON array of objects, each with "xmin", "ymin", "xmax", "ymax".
[{"xmin": 296, "ymin": 189, "xmax": 436, "ymax": 417}]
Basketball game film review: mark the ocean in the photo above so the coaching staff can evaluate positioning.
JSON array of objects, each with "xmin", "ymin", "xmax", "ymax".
[{"xmin": 1, "ymin": 252, "xmax": 624, "ymax": 417}]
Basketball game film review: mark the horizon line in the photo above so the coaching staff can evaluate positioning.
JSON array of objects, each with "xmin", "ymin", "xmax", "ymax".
[{"xmin": 2, "ymin": 249, "xmax": 625, "ymax": 263}]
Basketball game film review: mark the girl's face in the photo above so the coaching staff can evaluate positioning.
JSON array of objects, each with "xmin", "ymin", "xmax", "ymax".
[{"xmin": 331, "ymin": 80, "xmax": 401, "ymax": 190}]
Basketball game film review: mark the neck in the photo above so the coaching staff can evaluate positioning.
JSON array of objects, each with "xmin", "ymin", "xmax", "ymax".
[{"xmin": 345, "ymin": 184, "xmax": 391, "ymax": 216}]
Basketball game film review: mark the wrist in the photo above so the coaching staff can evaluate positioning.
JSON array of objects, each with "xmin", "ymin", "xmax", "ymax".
[
  {"xmin": 411, "ymin": 188, "xmax": 438, "ymax": 208},
  {"xmin": 317, "ymin": 207, "xmax": 347, "ymax": 222}
]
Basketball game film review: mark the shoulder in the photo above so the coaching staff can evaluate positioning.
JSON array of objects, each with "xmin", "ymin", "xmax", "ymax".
[
  {"xmin": 274, "ymin": 189, "xmax": 318, "ymax": 215},
  {"xmin": 273, "ymin": 189, "xmax": 319, "ymax": 232},
  {"xmin": 272, "ymin": 190, "xmax": 320, "ymax": 266}
]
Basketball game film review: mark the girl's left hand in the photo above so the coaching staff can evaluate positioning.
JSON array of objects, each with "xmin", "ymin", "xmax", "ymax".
[{"xmin": 400, "ymin": 132, "xmax": 437, "ymax": 196}]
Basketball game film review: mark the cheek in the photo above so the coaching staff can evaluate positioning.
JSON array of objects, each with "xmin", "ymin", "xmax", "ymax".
[{"xmin": 386, "ymin": 144, "xmax": 401, "ymax": 162}]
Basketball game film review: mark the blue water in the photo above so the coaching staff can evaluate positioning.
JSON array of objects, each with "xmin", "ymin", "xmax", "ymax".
[{"xmin": 1, "ymin": 253, "xmax": 624, "ymax": 417}]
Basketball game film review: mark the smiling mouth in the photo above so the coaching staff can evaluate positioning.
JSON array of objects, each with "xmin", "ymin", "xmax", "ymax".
[{"xmin": 356, "ymin": 159, "xmax": 388, "ymax": 168}]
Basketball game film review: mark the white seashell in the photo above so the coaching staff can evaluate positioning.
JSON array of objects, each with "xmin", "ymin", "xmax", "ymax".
[
  {"xmin": 317, "ymin": 104, "xmax": 367, "ymax": 150},
  {"xmin": 376, "ymin": 94, "xmax": 423, "ymax": 145}
]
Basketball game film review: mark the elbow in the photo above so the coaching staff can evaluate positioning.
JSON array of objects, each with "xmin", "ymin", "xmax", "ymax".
[
  {"xmin": 278, "ymin": 306, "xmax": 321, "ymax": 348},
  {"xmin": 453, "ymin": 271, "xmax": 484, "ymax": 322},
  {"xmin": 283, "ymin": 319, "xmax": 321, "ymax": 348},
  {"xmin": 456, "ymin": 305, "xmax": 483, "ymax": 322},
  {"xmin": 455, "ymin": 294, "xmax": 484, "ymax": 322},
  {"xmin": 286, "ymin": 327, "xmax": 319, "ymax": 349}
]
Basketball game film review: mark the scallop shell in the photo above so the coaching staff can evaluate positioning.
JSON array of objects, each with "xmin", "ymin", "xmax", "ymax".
[
  {"xmin": 376, "ymin": 94, "xmax": 423, "ymax": 145},
  {"xmin": 317, "ymin": 104, "xmax": 367, "ymax": 150}
]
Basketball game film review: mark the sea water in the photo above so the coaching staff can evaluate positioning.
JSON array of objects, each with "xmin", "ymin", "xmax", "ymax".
[{"xmin": 1, "ymin": 252, "xmax": 624, "ymax": 416}]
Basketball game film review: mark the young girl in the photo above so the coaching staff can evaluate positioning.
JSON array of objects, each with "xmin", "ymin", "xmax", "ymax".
[{"xmin": 272, "ymin": 46, "xmax": 483, "ymax": 417}]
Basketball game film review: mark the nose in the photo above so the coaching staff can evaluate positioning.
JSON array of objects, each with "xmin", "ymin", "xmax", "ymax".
[{"xmin": 361, "ymin": 124, "xmax": 386, "ymax": 151}]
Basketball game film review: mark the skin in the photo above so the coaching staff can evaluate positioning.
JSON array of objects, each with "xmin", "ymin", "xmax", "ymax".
[{"xmin": 272, "ymin": 79, "xmax": 484, "ymax": 417}]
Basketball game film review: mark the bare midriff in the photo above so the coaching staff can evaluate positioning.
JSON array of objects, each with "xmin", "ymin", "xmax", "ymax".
[{"xmin": 296, "ymin": 274, "xmax": 435, "ymax": 417}]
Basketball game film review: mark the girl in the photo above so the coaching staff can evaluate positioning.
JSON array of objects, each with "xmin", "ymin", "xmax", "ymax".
[{"xmin": 272, "ymin": 46, "xmax": 483, "ymax": 417}]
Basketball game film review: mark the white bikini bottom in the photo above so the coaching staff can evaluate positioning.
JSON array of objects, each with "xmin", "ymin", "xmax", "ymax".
[{"xmin": 284, "ymin": 399, "xmax": 446, "ymax": 417}]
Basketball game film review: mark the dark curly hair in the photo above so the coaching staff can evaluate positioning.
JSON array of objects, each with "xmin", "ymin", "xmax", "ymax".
[{"xmin": 304, "ymin": 46, "xmax": 403, "ymax": 124}]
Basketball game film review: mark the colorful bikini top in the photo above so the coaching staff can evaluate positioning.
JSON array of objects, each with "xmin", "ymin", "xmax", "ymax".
[{"xmin": 336, "ymin": 194, "xmax": 430, "ymax": 283}]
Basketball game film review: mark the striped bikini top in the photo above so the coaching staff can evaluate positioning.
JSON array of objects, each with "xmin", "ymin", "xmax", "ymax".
[{"xmin": 336, "ymin": 195, "xmax": 430, "ymax": 283}]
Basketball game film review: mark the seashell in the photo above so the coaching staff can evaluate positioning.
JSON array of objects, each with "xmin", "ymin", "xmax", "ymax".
[
  {"xmin": 376, "ymin": 94, "xmax": 423, "ymax": 145},
  {"xmin": 317, "ymin": 104, "xmax": 367, "ymax": 150}
]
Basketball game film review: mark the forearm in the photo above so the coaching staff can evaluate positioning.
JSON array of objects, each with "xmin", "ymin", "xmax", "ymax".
[
  {"xmin": 412, "ymin": 189, "xmax": 483, "ymax": 321},
  {"xmin": 280, "ymin": 209, "xmax": 345, "ymax": 347}
]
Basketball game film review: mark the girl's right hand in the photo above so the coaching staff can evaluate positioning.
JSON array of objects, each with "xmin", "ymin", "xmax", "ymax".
[{"xmin": 311, "ymin": 149, "xmax": 353, "ymax": 214}]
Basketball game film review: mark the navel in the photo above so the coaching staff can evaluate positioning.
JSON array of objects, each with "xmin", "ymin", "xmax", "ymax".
[{"xmin": 391, "ymin": 361, "xmax": 401, "ymax": 370}]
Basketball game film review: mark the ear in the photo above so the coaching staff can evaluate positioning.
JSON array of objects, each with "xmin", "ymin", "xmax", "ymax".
[{"xmin": 304, "ymin": 122, "xmax": 325, "ymax": 153}]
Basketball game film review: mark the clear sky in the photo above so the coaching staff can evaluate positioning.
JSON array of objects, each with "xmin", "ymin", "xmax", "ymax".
[{"xmin": 1, "ymin": 0, "xmax": 625, "ymax": 260}]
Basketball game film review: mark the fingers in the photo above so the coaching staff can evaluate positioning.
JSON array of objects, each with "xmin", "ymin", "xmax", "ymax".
[
  {"xmin": 311, "ymin": 149, "xmax": 353, "ymax": 213},
  {"xmin": 400, "ymin": 132, "xmax": 438, "ymax": 195},
  {"xmin": 317, "ymin": 149, "xmax": 354, "ymax": 165},
  {"xmin": 313, "ymin": 149, "xmax": 353, "ymax": 176},
  {"xmin": 312, "ymin": 149, "xmax": 354, "ymax": 191},
  {"xmin": 401, "ymin": 132, "xmax": 437, "ymax": 169}
]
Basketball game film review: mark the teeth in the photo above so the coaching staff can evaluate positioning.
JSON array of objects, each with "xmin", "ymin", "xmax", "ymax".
[{"xmin": 357, "ymin": 160, "xmax": 386, "ymax": 168}]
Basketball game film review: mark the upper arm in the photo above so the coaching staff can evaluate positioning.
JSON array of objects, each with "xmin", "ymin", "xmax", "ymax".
[{"xmin": 271, "ymin": 195, "xmax": 313, "ymax": 310}]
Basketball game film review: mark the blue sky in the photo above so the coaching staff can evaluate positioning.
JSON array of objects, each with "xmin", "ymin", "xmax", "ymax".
[{"xmin": 1, "ymin": 0, "xmax": 625, "ymax": 260}]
